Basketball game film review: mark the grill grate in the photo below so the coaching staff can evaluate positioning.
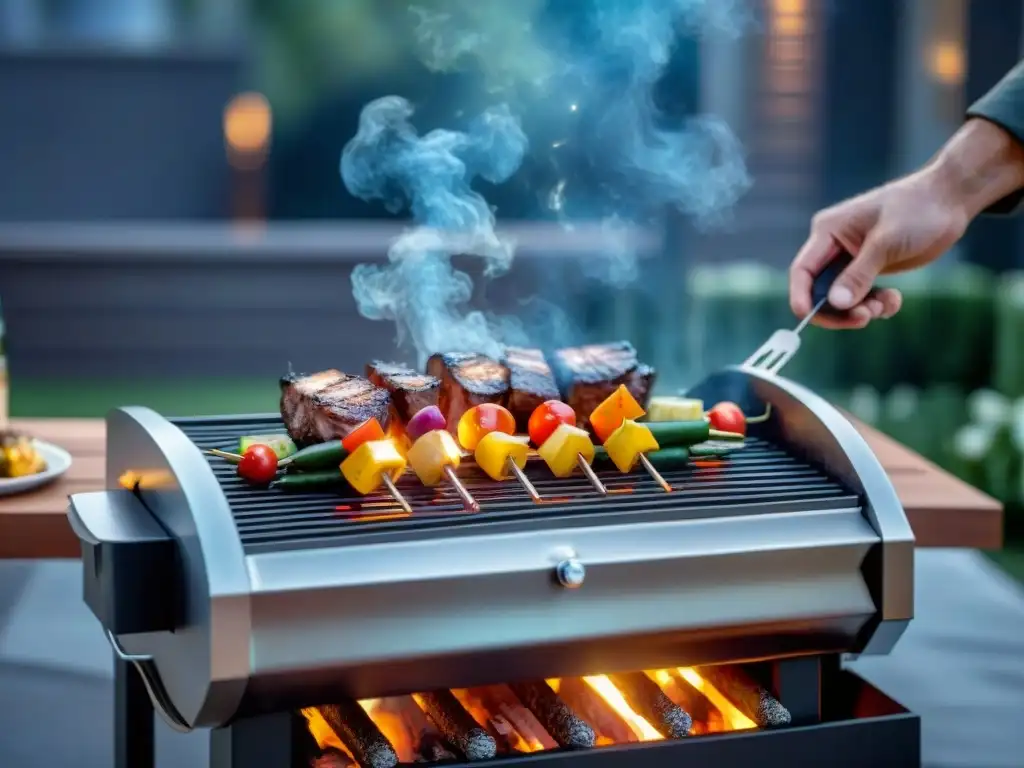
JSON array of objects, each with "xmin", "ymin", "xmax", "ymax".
[{"xmin": 171, "ymin": 415, "xmax": 859, "ymax": 553}]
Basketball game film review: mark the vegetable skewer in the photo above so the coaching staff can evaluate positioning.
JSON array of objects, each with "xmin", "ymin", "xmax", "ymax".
[
  {"xmin": 339, "ymin": 418, "xmax": 413, "ymax": 514},
  {"xmin": 590, "ymin": 385, "xmax": 672, "ymax": 493},
  {"xmin": 459, "ymin": 404, "xmax": 542, "ymax": 503},
  {"xmin": 407, "ymin": 406, "xmax": 480, "ymax": 512},
  {"xmin": 528, "ymin": 401, "xmax": 606, "ymax": 496}
]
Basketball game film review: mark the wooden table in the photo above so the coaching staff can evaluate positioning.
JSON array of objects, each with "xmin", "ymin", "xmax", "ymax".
[{"xmin": 0, "ymin": 417, "xmax": 1004, "ymax": 559}]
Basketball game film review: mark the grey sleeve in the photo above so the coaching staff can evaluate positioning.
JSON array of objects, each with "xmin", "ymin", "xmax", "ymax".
[{"xmin": 966, "ymin": 59, "xmax": 1024, "ymax": 214}]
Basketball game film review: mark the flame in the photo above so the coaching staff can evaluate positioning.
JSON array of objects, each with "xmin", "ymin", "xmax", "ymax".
[
  {"xmin": 676, "ymin": 668, "xmax": 756, "ymax": 731},
  {"xmin": 451, "ymin": 688, "xmax": 547, "ymax": 753},
  {"xmin": 300, "ymin": 708, "xmax": 355, "ymax": 760},
  {"xmin": 582, "ymin": 676, "xmax": 663, "ymax": 742}
]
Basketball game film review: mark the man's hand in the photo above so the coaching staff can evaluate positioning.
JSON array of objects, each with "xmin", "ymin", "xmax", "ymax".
[{"xmin": 790, "ymin": 118, "xmax": 1024, "ymax": 329}]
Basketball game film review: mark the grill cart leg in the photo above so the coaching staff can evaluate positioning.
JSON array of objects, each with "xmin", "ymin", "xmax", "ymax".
[
  {"xmin": 114, "ymin": 654, "xmax": 154, "ymax": 768},
  {"xmin": 209, "ymin": 712, "xmax": 297, "ymax": 768}
]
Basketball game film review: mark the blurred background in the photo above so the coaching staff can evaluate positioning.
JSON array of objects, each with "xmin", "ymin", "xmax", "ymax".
[{"xmin": 0, "ymin": 0, "xmax": 1022, "ymax": 552}]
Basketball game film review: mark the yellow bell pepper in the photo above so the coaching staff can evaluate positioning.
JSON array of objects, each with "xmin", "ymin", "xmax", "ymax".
[
  {"xmin": 538, "ymin": 423, "xmax": 595, "ymax": 478},
  {"xmin": 590, "ymin": 384, "xmax": 647, "ymax": 443},
  {"xmin": 475, "ymin": 432, "xmax": 529, "ymax": 481},
  {"xmin": 340, "ymin": 439, "xmax": 407, "ymax": 495},
  {"xmin": 2, "ymin": 439, "xmax": 46, "ymax": 478},
  {"xmin": 407, "ymin": 429, "xmax": 462, "ymax": 486},
  {"xmin": 604, "ymin": 419, "xmax": 660, "ymax": 473}
]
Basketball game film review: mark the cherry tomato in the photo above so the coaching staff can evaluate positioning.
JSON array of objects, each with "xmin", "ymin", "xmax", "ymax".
[
  {"xmin": 342, "ymin": 418, "xmax": 386, "ymax": 453},
  {"xmin": 707, "ymin": 402, "xmax": 747, "ymax": 436},
  {"xmin": 238, "ymin": 444, "xmax": 279, "ymax": 485},
  {"xmin": 457, "ymin": 403, "xmax": 516, "ymax": 451},
  {"xmin": 528, "ymin": 400, "xmax": 577, "ymax": 447}
]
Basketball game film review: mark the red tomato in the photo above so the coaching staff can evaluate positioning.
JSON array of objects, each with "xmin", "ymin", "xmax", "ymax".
[
  {"xmin": 528, "ymin": 401, "xmax": 577, "ymax": 447},
  {"xmin": 707, "ymin": 402, "xmax": 747, "ymax": 436},
  {"xmin": 342, "ymin": 418, "xmax": 386, "ymax": 453},
  {"xmin": 238, "ymin": 444, "xmax": 279, "ymax": 485},
  {"xmin": 457, "ymin": 403, "xmax": 516, "ymax": 451}
]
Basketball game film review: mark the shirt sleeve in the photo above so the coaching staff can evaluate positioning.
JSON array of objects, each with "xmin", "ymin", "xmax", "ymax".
[{"xmin": 966, "ymin": 60, "xmax": 1024, "ymax": 214}]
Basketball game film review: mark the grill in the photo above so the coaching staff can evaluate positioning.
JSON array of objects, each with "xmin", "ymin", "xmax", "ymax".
[{"xmin": 66, "ymin": 366, "xmax": 920, "ymax": 768}]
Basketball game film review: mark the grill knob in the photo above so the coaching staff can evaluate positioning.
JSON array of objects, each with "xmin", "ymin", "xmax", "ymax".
[{"xmin": 555, "ymin": 558, "xmax": 586, "ymax": 588}]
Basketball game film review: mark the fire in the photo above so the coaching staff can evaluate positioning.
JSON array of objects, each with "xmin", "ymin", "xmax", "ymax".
[
  {"xmin": 582, "ymin": 676, "xmax": 663, "ymax": 742},
  {"xmin": 301, "ymin": 708, "xmax": 354, "ymax": 758},
  {"xmin": 674, "ymin": 669, "xmax": 756, "ymax": 731}
]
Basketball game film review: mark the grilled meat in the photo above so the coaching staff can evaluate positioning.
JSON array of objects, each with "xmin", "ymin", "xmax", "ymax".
[
  {"xmin": 551, "ymin": 342, "xmax": 654, "ymax": 429},
  {"xmin": 502, "ymin": 347, "xmax": 560, "ymax": 432},
  {"xmin": 426, "ymin": 353, "xmax": 510, "ymax": 434},
  {"xmin": 280, "ymin": 370, "xmax": 391, "ymax": 445},
  {"xmin": 366, "ymin": 361, "xmax": 440, "ymax": 424}
]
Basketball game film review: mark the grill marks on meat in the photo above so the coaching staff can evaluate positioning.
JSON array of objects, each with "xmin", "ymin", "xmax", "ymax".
[
  {"xmin": 280, "ymin": 371, "xmax": 391, "ymax": 445},
  {"xmin": 366, "ymin": 361, "xmax": 440, "ymax": 424},
  {"xmin": 427, "ymin": 353, "xmax": 510, "ymax": 434},
  {"xmin": 503, "ymin": 347, "xmax": 560, "ymax": 432},
  {"xmin": 551, "ymin": 342, "xmax": 655, "ymax": 429}
]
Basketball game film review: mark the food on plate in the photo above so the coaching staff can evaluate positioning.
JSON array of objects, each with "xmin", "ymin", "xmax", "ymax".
[
  {"xmin": 427, "ymin": 353, "xmax": 510, "ymax": 434},
  {"xmin": 646, "ymin": 420, "xmax": 745, "ymax": 446},
  {"xmin": 237, "ymin": 444, "xmax": 280, "ymax": 486},
  {"xmin": 527, "ymin": 400, "xmax": 577, "ymax": 447},
  {"xmin": 238, "ymin": 434, "xmax": 297, "ymax": 460},
  {"xmin": 589, "ymin": 384, "xmax": 647, "ymax": 443},
  {"xmin": 456, "ymin": 403, "xmax": 517, "ymax": 452},
  {"xmin": 405, "ymin": 405, "xmax": 447, "ymax": 443},
  {"xmin": 0, "ymin": 431, "xmax": 46, "ymax": 478},
  {"xmin": 550, "ymin": 342, "xmax": 655, "ymax": 430},
  {"xmin": 366, "ymin": 361, "xmax": 440, "ymax": 424},
  {"xmin": 502, "ymin": 347, "xmax": 560, "ymax": 432},
  {"xmin": 406, "ymin": 407, "xmax": 479, "ymax": 511},
  {"xmin": 590, "ymin": 386, "xmax": 671, "ymax": 492},
  {"xmin": 280, "ymin": 370, "xmax": 391, "ymax": 445},
  {"xmin": 340, "ymin": 439, "xmax": 412, "ymax": 512},
  {"xmin": 647, "ymin": 396, "xmax": 704, "ymax": 422}
]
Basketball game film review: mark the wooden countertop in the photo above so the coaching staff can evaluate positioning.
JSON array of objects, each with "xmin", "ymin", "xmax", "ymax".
[{"xmin": 0, "ymin": 416, "xmax": 1003, "ymax": 559}]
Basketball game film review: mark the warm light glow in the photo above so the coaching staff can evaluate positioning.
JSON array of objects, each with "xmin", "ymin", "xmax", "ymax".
[
  {"xmin": 773, "ymin": 0, "xmax": 804, "ymax": 13},
  {"xmin": 771, "ymin": 0, "xmax": 806, "ymax": 37},
  {"xmin": 676, "ymin": 669, "xmax": 757, "ymax": 731},
  {"xmin": 224, "ymin": 92, "xmax": 272, "ymax": 154},
  {"xmin": 582, "ymin": 676, "xmax": 663, "ymax": 742},
  {"xmin": 301, "ymin": 708, "xmax": 355, "ymax": 758},
  {"xmin": 450, "ymin": 689, "xmax": 548, "ymax": 753},
  {"xmin": 930, "ymin": 42, "xmax": 965, "ymax": 85}
]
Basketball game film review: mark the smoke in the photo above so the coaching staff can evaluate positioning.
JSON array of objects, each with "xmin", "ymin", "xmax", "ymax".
[
  {"xmin": 343, "ymin": 0, "xmax": 753, "ymax": 363},
  {"xmin": 342, "ymin": 96, "xmax": 528, "ymax": 367}
]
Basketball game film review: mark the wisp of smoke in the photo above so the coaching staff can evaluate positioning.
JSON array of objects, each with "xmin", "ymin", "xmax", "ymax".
[{"xmin": 341, "ymin": 96, "xmax": 528, "ymax": 367}]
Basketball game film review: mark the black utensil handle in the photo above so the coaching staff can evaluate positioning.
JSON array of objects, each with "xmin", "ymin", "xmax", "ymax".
[{"xmin": 810, "ymin": 250, "xmax": 881, "ymax": 318}]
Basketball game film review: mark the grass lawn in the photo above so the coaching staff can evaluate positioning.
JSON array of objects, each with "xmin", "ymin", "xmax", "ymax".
[{"xmin": 11, "ymin": 376, "xmax": 1024, "ymax": 583}]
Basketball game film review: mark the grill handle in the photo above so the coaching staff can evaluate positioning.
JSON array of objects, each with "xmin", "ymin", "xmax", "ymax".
[{"xmin": 67, "ymin": 490, "xmax": 180, "ymax": 636}]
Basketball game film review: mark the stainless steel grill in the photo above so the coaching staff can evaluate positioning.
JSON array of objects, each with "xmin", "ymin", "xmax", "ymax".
[{"xmin": 66, "ymin": 366, "xmax": 920, "ymax": 768}]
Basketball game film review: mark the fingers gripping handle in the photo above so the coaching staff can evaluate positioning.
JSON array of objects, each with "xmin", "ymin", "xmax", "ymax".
[{"xmin": 810, "ymin": 250, "xmax": 881, "ymax": 319}]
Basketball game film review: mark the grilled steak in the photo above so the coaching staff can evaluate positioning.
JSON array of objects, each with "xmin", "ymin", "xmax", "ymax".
[
  {"xmin": 426, "ymin": 353, "xmax": 510, "ymax": 434},
  {"xmin": 366, "ymin": 361, "xmax": 440, "ymax": 424},
  {"xmin": 502, "ymin": 347, "xmax": 560, "ymax": 432},
  {"xmin": 279, "ymin": 370, "xmax": 391, "ymax": 445},
  {"xmin": 551, "ymin": 341, "xmax": 654, "ymax": 429}
]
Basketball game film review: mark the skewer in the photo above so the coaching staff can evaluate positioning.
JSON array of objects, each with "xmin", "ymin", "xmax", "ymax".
[
  {"xmin": 508, "ymin": 459, "xmax": 542, "ymax": 503},
  {"xmin": 576, "ymin": 453, "xmax": 607, "ymax": 495},
  {"xmin": 639, "ymin": 454, "xmax": 673, "ymax": 493},
  {"xmin": 205, "ymin": 448, "xmax": 242, "ymax": 462},
  {"xmin": 380, "ymin": 473, "xmax": 413, "ymax": 515},
  {"xmin": 443, "ymin": 465, "xmax": 480, "ymax": 512}
]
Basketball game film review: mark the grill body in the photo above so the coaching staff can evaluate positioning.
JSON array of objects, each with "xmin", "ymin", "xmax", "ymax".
[{"xmin": 67, "ymin": 366, "xmax": 914, "ymax": 735}]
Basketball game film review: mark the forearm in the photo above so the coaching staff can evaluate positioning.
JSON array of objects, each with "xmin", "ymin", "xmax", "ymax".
[{"xmin": 927, "ymin": 117, "xmax": 1024, "ymax": 219}]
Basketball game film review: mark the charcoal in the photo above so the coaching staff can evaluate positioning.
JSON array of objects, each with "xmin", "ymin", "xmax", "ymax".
[
  {"xmin": 608, "ymin": 672, "xmax": 692, "ymax": 738},
  {"xmin": 507, "ymin": 681, "xmax": 595, "ymax": 749},
  {"xmin": 695, "ymin": 665, "xmax": 792, "ymax": 728},
  {"xmin": 311, "ymin": 748, "xmax": 357, "ymax": 767},
  {"xmin": 318, "ymin": 700, "xmax": 399, "ymax": 768},
  {"xmin": 416, "ymin": 690, "xmax": 498, "ymax": 761}
]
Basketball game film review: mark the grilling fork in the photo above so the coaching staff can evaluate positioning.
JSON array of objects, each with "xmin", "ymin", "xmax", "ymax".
[{"xmin": 742, "ymin": 251, "xmax": 880, "ymax": 375}]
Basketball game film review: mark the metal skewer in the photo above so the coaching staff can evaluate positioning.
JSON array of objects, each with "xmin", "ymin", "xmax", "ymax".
[
  {"xmin": 577, "ymin": 453, "xmax": 607, "ymax": 495},
  {"xmin": 507, "ymin": 459, "xmax": 542, "ymax": 503},
  {"xmin": 444, "ymin": 465, "xmax": 480, "ymax": 512},
  {"xmin": 381, "ymin": 473, "xmax": 413, "ymax": 515},
  {"xmin": 639, "ymin": 454, "xmax": 673, "ymax": 493},
  {"xmin": 206, "ymin": 448, "xmax": 242, "ymax": 463}
]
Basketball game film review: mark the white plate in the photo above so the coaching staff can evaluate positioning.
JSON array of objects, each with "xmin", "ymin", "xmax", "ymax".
[{"xmin": 0, "ymin": 439, "xmax": 73, "ymax": 497}]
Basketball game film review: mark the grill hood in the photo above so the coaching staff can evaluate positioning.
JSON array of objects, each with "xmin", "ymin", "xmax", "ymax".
[{"xmin": 66, "ymin": 366, "xmax": 914, "ymax": 732}]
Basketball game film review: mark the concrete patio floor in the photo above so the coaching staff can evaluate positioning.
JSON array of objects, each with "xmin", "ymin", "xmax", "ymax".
[{"xmin": 0, "ymin": 549, "xmax": 1022, "ymax": 768}]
